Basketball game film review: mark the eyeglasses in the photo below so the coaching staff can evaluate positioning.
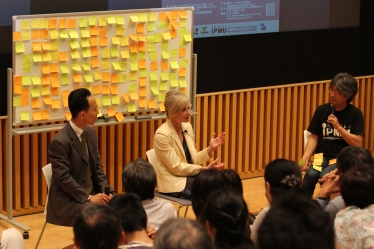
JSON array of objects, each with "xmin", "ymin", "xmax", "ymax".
[{"xmin": 329, "ymin": 88, "xmax": 342, "ymax": 95}]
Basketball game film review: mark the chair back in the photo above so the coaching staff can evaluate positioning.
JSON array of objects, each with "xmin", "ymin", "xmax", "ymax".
[
  {"xmin": 146, "ymin": 149, "xmax": 156, "ymax": 168},
  {"xmin": 42, "ymin": 163, "xmax": 52, "ymax": 215}
]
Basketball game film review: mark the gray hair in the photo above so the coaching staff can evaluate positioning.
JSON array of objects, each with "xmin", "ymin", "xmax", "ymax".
[{"xmin": 329, "ymin": 73, "xmax": 358, "ymax": 103}]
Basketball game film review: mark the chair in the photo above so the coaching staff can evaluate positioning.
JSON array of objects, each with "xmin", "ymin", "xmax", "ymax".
[
  {"xmin": 146, "ymin": 149, "xmax": 192, "ymax": 217},
  {"xmin": 34, "ymin": 164, "xmax": 52, "ymax": 249}
]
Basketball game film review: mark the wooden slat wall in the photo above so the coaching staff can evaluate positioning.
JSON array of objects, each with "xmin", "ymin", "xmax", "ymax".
[{"xmin": 1, "ymin": 75, "xmax": 373, "ymax": 216}]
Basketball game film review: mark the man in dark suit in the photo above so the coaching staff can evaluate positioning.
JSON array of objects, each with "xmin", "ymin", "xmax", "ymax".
[{"xmin": 47, "ymin": 88, "xmax": 113, "ymax": 226}]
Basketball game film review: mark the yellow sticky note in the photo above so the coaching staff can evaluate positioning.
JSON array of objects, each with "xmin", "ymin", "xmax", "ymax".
[
  {"xmin": 84, "ymin": 74, "xmax": 93, "ymax": 83},
  {"xmin": 20, "ymin": 111, "xmax": 30, "ymax": 121},
  {"xmin": 16, "ymin": 43, "xmax": 25, "ymax": 53},
  {"xmin": 162, "ymin": 51, "xmax": 169, "ymax": 59},
  {"xmin": 94, "ymin": 71, "xmax": 101, "ymax": 80},
  {"xmin": 158, "ymin": 93, "xmax": 166, "ymax": 102},
  {"xmin": 170, "ymin": 60, "xmax": 179, "ymax": 69},
  {"xmin": 99, "ymin": 17, "xmax": 106, "ymax": 26},
  {"xmin": 61, "ymin": 75, "xmax": 69, "ymax": 85},
  {"xmin": 116, "ymin": 16, "xmax": 125, "ymax": 25},
  {"xmin": 89, "ymin": 16, "xmax": 97, "ymax": 26},
  {"xmin": 130, "ymin": 15, "xmax": 140, "ymax": 22},
  {"xmin": 121, "ymin": 50, "xmax": 129, "ymax": 59},
  {"xmin": 161, "ymin": 72, "xmax": 169, "ymax": 81},
  {"xmin": 120, "ymin": 36, "xmax": 129, "ymax": 46},
  {"xmin": 70, "ymin": 40, "xmax": 80, "ymax": 49},
  {"xmin": 82, "ymin": 48, "xmax": 91, "ymax": 58},
  {"xmin": 115, "ymin": 112, "xmax": 125, "ymax": 122},
  {"xmin": 148, "ymin": 21, "xmax": 155, "ymax": 32},
  {"xmin": 112, "ymin": 62, "xmax": 121, "ymax": 71},
  {"xmin": 102, "ymin": 96, "xmax": 111, "ymax": 106},
  {"xmin": 129, "ymin": 92, "xmax": 139, "ymax": 100},
  {"xmin": 111, "ymin": 48, "xmax": 119, "ymax": 57},
  {"xmin": 31, "ymin": 20, "xmax": 39, "ymax": 29},
  {"xmin": 32, "ymin": 76, "xmax": 41, "ymax": 85},
  {"xmin": 179, "ymin": 79, "xmax": 186, "ymax": 88},
  {"xmin": 30, "ymin": 88, "xmax": 40, "ymax": 97},
  {"xmin": 129, "ymin": 72, "xmax": 137, "ymax": 81},
  {"xmin": 128, "ymin": 103, "xmax": 136, "ymax": 113},
  {"xmin": 112, "ymin": 95, "xmax": 120, "ymax": 104},
  {"xmin": 107, "ymin": 16, "xmax": 116, "ymax": 24},
  {"xmin": 21, "ymin": 31, "xmax": 31, "ymax": 41},
  {"xmin": 139, "ymin": 13, "xmax": 148, "ymax": 22},
  {"xmin": 117, "ymin": 27, "xmax": 125, "ymax": 36},
  {"xmin": 79, "ymin": 17, "xmax": 88, "ymax": 28},
  {"xmin": 42, "ymin": 52, "xmax": 52, "ymax": 62},
  {"xmin": 21, "ymin": 20, "xmax": 30, "ymax": 30},
  {"xmin": 119, "ymin": 74, "xmax": 127, "ymax": 83},
  {"xmin": 150, "ymin": 72, "xmax": 158, "ymax": 81},
  {"xmin": 102, "ymin": 60, "xmax": 110, "ymax": 70},
  {"xmin": 184, "ymin": 33, "xmax": 192, "ymax": 42},
  {"xmin": 112, "ymin": 36, "xmax": 120, "ymax": 45},
  {"xmin": 160, "ymin": 82, "xmax": 167, "ymax": 91},
  {"xmin": 180, "ymin": 58, "xmax": 189, "ymax": 68},
  {"xmin": 163, "ymin": 32, "xmax": 171, "ymax": 40},
  {"xmin": 130, "ymin": 62, "xmax": 139, "ymax": 71},
  {"xmin": 81, "ymin": 38, "xmax": 90, "ymax": 47}
]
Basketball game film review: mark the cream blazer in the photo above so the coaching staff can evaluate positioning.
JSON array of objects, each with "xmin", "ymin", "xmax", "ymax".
[{"xmin": 153, "ymin": 119, "xmax": 211, "ymax": 193}]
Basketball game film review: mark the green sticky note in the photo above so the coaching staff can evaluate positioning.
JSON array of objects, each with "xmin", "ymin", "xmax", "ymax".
[
  {"xmin": 148, "ymin": 21, "xmax": 155, "ymax": 32},
  {"xmin": 32, "ymin": 76, "xmax": 41, "ymax": 85},
  {"xmin": 61, "ymin": 64, "xmax": 69, "ymax": 74},
  {"xmin": 170, "ymin": 79, "xmax": 178, "ymax": 87},
  {"xmin": 129, "ymin": 53, "xmax": 138, "ymax": 62},
  {"xmin": 149, "ymin": 52, "xmax": 157, "ymax": 61},
  {"xmin": 89, "ymin": 16, "xmax": 97, "ymax": 26},
  {"xmin": 112, "ymin": 62, "xmax": 121, "ymax": 71},
  {"xmin": 70, "ymin": 40, "xmax": 80, "ymax": 49},
  {"xmin": 184, "ymin": 33, "xmax": 192, "ymax": 42},
  {"xmin": 16, "ymin": 43, "xmax": 25, "ymax": 53},
  {"xmin": 147, "ymin": 35, "xmax": 155, "ymax": 44},
  {"xmin": 179, "ymin": 27, "xmax": 187, "ymax": 37},
  {"xmin": 170, "ymin": 60, "xmax": 179, "ymax": 69},
  {"xmin": 119, "ymin": 62, "xmax": 127, "ymax": 72},
  {"xmin": 61, "ymin": 75, "xmax": 69, "ymax": 85},
  {"xmin": 129, "ymin": 83, "xmax": 137, "ymax": 92},
  {"xmin": 179, "ymin": 79, "xmax": 187, "ymax": 87},
  {"xmin": 150, "ymin": 72, "xmax": 158, "ymax": 81},
  {"xmin": 107, "ymin": 16, "xmax": 116, "ymax": 24},
  {"xmin": 22, "ymin": 76, "xmax": 31, "ymax": 86},
  {"xmin": 69, "ymin": 30, "xmax": 79, "ymax": 39},
  {"xmin": 138, "ymin": 52, "xmax": 146, "ymax": 59},
  {"xmin": 139, "ymin": 13, "xmax": 148, "ymax": 22},
  {"xmin": 31, "ymin": 88, "xmax": 40, "ymax": 97},
  {"xmin": 170, "ymin": 49, "xmax": 178, "ymax": 58},
  {"xmin": 22, "ymin": 54, "xmax": 31, "ymax": 72},
  {"xmin": 13, "ymin": 96, "xmax": 21, "ymax": 107},
  {"xmin": 160, "ymin": 81, "xmax": 167, "ymax": 91},
  {"xmin": 82, "ymin": 48, "xmax": 91, "ymax": 58},
  {"xmin": 161, "ymin": 72, "xmax": 169, "ymax": 81},
  {"xmin": 139, "ymin": 69, "xmax": 147, "ymax": 78},
  {"xmin": 155, "ymin": 33, "xmax": 162, "ymax": 43},
  {"xmin": 84, "ymin": 74, "xmax": 93, "ymax": 82},
  {"xmin": 119, "ymin": 74, "xmax": 127, "ymax": 83},
  {"xmin": 180, "ymin": 58, "xmax": 189, "ymax": 68},
  {"xmin": 116, "ymin": 16, "xmax": 125, "ymax": 25},
  {"xmin": 79, "ymin": 18, "xmax": 88, "ymax": 27},
  {"xmin": 111, "ymin": 48, "xmax": 119, "ymax": 57},
  {"xmin": 112, "ymin": 95, "xmax": 120, "ymax": 104},
  {"xmin": 158, "ymin": 20, "xmax": 166, "ymax": 30},
  {"xmin": 102, "ymin": 96, "xmax": 111, "ymax": 106},
  {"xmin": 162, "ymin": 51, "xmax": 169, "ymax": 59},
  {"xmin": 72, "ymin": 63, "xmax": 81, "ymax": 71},
  {"xmin": 21, "ymin": 31, "xmax": 31, "ymax": 40},
  {"xmin": 21, "ymin": 111, "xmax": 30, "ymax": 121},
  {"xmin": 158, "ymin": 93, "xmax": 166, "ymax": 102},
  {"xmin": 148, "ymin": 44, "xmax": 155, "ymax": 52},
  {"xmin": 32, "ymin": 53, "xmax": 42, "ymax": 62},
  {"xmin": 127, "ymin": 103, "xmax": 136, "ymax": 112},
  {"xmin": 161, "ymin": 41, "xmax": 169, "ymax": 52},
  {"xmin": 59, "ymin": 30, "xmax": 69, "ymax": 39},
  {"xmin": 82, "ymin": 62, "xmax": 91, "ymax": 71},
  {"xmin": 130, "ymin": 62, "xmax": 138, "ymax": 71},
  {"xmin": 81, "ymin": 38, "xmax": 90, "ymax": 47}
]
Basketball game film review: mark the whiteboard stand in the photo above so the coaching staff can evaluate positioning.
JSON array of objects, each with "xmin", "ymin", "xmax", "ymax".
[{"xmin": 0, "ymin": 68, "xmax": 31, "ymax": 236}]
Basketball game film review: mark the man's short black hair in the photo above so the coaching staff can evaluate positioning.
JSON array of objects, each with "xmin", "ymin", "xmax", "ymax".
[
  {"xmin": 73, "ymin": 204, "xmax": 122, "ymax": 249},
  {"xmin": 337, "ymin": 146, "xmax": 374, "ymax": 174},
  {"xmin": 109, "ymin": 193, "xmax": 147, "ymax": 233},
  {"xmin": 122, "ymin": 158, "xmax": 156, "ymax": 200},
  {"xmin": 258, "ymin": 194, "xmax": 334, "ymax": 249},
  {"xmin": 68, "ymin": 88, "xmax": 92, "ymax": 119}
]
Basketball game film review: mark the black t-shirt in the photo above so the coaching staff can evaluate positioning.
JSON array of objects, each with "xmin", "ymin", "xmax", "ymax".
[{"xmin": 308, "ymin": 103, "xmax": 364, "ymax": 158}]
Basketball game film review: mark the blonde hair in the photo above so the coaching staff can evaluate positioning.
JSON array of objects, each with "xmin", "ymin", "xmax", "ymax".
[{"xmin": 164, "ymin": 90, "xmax": 189, "ymax": 119}]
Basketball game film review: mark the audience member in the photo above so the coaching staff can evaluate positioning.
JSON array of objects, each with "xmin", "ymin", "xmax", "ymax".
[
  {"xmin": 154, "ymin": 218, "xmax": 213, "ymax": 249},
  {"xmin": 222, "ymin": 169, "xmax": 243, "ymax": 195},
  {"xmin": 258, "ymin": 194, "xmax": 334, "ymax": 249},
  {"xmin": 251, "ymin": 159, "xmax": 303, "ymax": 246},
  {"xmin": 335, "ymin": 164, "xmax": 374, "ymax": 249},
  {"xmin": 199, "ymin": 189, "xmax": 254, "ymax": 249},
  {"xmin": 300, "ymin": 73, "xmax": 364, "ymax": 197},
  {"xmin": 73, "ymin": 204, "xmax": 124, "ymax": 249},
  {"xmin": 191, "ymin": 169, "xmax": 228, "ymax": 218},
  {"xmin": 122, "ymin": 158, "xmax": 176, "ymax": 230},
  {"xmin": 0, "ymin": 228, "xmax": 25, "ymax": 249},
  {"xmin": 316, "ymin": 146, "xmax": 374, "ymax": 222},
  {"xmin": 153, "ymin": 90, "xmax": 225, "ymax": 200},
  {"xmin": 109, "ymin": 193, "xmax": 153, "ymax": 249}
]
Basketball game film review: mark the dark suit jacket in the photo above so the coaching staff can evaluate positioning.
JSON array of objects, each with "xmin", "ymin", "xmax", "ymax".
[{"xmin": 46, "ymin": 123, "xmax": 112, "ymax": 226}]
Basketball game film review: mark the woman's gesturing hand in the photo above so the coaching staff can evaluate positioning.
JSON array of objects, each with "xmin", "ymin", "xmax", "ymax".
[{"xmin": 207, "ymin": 132, "xmax": 226, "ymax": 155}]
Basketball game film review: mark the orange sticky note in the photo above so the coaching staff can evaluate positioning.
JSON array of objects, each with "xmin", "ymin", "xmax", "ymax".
[
  {"xmin": 21, "ymin": 88, "xmax": 29, "ymax": 98},
  {"xmin": 159, "ymin": 12, "xmax": 166, "ymax": 20},
  {"xmin": 59, "ymin": 19, "xmax": 67, "ymax": 29},
  {"xmin": 167, "ymin": 12, "xmax": 172, "ymax": 21},
  {"xmin": 179, "ymin": 68, "xmax": 186, "ymax": 77},
  {"xmin": 90, "ymin": 26, "xmax": 99, "ymax": 36},
  {"xmin": 32, "ymin": 42, "xmax": 42, "ymax": 52},
  {"xmin": 68, "ymin": 19, "xmax": 76, "ymax": 29},
  {"xmin": 98, "ymin": 27, "xmax": 108, "ymax": 37},
  {"xmin": 158, "ymin": 102, "xmax": 165, "ymax": 111},
  {"xmin": 138, "ymin": 97, "xmax": 146, "ymax": 108},
  {"xmin": 107, "ymin": 107, "xmax": 115, "ymax": 117},
  {"xmin": 130, "ymin": 34, "xmax": 138, "ymax": 41},
  {"xmin": 91, "ymin": 58, "xmax": 99, "ymax": 68},
  {"xmin": 138, "ymin": 59, "xmax": 146, "ymax": 69},
  {"xmin": 51, "ymin": 87, "xmax": 60, "ymax": 96},
  {"xmin": 102, "ymin": 72, "xmax": 110, "ymax": 82},
  {"xmin": 100, "ymin": 37, "xmax": 108, "ymax": 47},
  {"xmin": 14, "ymin": 84, "xmax": 22, "ymax": 94},
  {"xmin": 42, "ymin": 96, "xmax": 52, "ymax": 105},
  {"xmin": 31, "ymin": 30, "xmax": 39, "ymax": 40},
  {"xmin": 32, "ymin": 98, "xmax": 41, "ymax": 108},
  {"xmin": 41, "ymin": 75, "xmax": 50, "ymax": 85},
  {"xmin": 13, "ymin": 32, "xmax": 22, "ymax": 41},
  {"xmin": 52, "ymin": 99, "xmax": 60, "ymax": 109},
  {"xmin": 115, "ymin": 112, "xmax": 125, "ymax": 122},
  {"xmin": 136, "ymin": 23, "xmax": 144, "ymax": 33},
  {"xmin": 140, "ymin": 87, "xmax": 147, "ymax": 96},
  {"xmin": 62, "ymin": 90, "xmax": 69, "ymax": 107},
  {"xmin": 111, "ymin": 85, "xmax": 118, "ymax": 94},
  {"xmin": 21, "ymin": 97, "xmax": 29, "ymax": 107},
  {"xmin": 51, "ymin": 73, "xmax": 59, "ymax": 87},
  {"xmin": 139, "ymin": 78, "xmax": 147, "ymax": 86},
  {"xmin": 90, "ymin": 36, "xmax": 98, "ymax": 46},
  {"xmin": 148, "ymin": 99, "xmax": 156, "ymax": 108},
  {"xmin": 122, "ymin": 93, "xmax": 129, "ymax": 102},
  {"xmin": 40, "ymin": 29, "xmax": 49, "ymax": 39},
  {"xmin": 50, "ymin": 63, "xmax": 59, "ymax": 73},
  {"xmin": 138, "ymin": 41, "xmax": 146, "ymax": 52},
  {"xmin": 32, "ymin": 111, "xmax": 42, "ymax": 120},
  {"xmin": 150, "ymin": 61, "xmax": 158, "ymax": 70},
  {"xmin": 49, "ymin": 19, "xmax": 57, "ymax": 29},
  {"xmin": 129, "ymin": 44, "xmax": 138, "ymax": 53},
  {"xmin": 59, "ymin": 52, "xmax": 67, "ymax": 61},
  {"xmin": 102, "ymin": 85, "xmax": 110, "ymax": 94},
  {"xmin": 180, "ymin": 10, "xmax": 187, "ymax": 19},
  {"xmin": 90, "ymin": 46, "xmax": 99, "ymax": 56},
  {"xmin": 93, "ymin": 84, "xmax": 101, "ymax": 94},
  {"xmin": 111, "ymin": 74, "xmax": 119, "ymax": 83},
  {"xmin": 42, "ymin": 110, "xmax": 50, "ymax": 120},
  {"xmin": 170, "ymin": 29, "xmax": 177, "ymax": 39},
  {"xmin": 179, "ymin": 48, "xmax": 186, "ymax": 57},
  {"xmin": 65, "ymin": 112, "xmax": 72, "ymax": 121},
  {"xmin": 172, "ymin": 10, "xmax": 179, "ymax": 19},
  {"xmin": 41, "ymin": 64, "xmax": 50, "ymax": 74},
  {"xmin": 161, "ymin": 61, "xmax": 168, "ymax": 71},
  {"xmin": 73, "ymin": 74, "xmax": 82, "ymax": 83},
  {"xmin": 14, "ymin": 76, "xmax": 22, "ymax": 85}
]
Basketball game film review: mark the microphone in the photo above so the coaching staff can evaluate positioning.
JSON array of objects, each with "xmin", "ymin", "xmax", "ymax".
[
  {"xmin": 331, "ymin": 105, "xmax": 335, "ymax": 115},
  {"xmin": 104, "ymin": 186, "xmax": 110, "ymax": 196},
  {"xmin": 182, "ymin": 130, "xmax": 194, "ymax": 140}
]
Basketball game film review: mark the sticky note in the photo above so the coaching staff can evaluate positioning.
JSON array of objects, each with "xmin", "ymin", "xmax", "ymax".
[
  {"xmin": 21, "ymin": 111, "xmax": 30, "ymax": 121},
  {"xmin": 130, "ymin": 44, "xmax": 138, "ymax": 53},
  {"xmin": 130, "ymin": 62, "xmax": 138, "ymax": 71},
  {"xmin": 31, "ymin": 76, "xmax": 41, "ymax": 85},
  {"xmin": 149, "ymin": 52, "xmax": 157, "ymax": 61},
  {"xmin": 90, "ymin": 36, "xmax": 98, "ymax": 46},
  {"xmin": 40, "ymin": 29, "xmax": 49, "ymax": 39},
  {"xmin": 41, "ymin": 64, "xmax": 50, "ymax": 74},
  {"xmin": 91, "ymin": 58, "xmax": 99, "ymax": 68},
  {"xmin": 130, "ymin": 34, "xmax": 138, "ymax": 42},
  {"xmin": 130, "ymin": 15, "xmax": 140, "ymax": 22},
  {"xmin": 138, "ymin": 59, "xmax": 146, "ymax": 69},
  {"xmin": 102, "ymin": 96, "xmax": 111, "ymax": 106},
  {"xmin": 179, "ymin": 68, "xmax": 186, "ymax": 77},
  {"xmin": 107, "ymin": 16, "xmax": 116, "ymax": 24},
  {"xmin": 161, "ymin": 72, "xmax": 169, "ymax": 81},
  {"xmin": 162, "ymin": 51, "xmax": 169, "ymax": 59},
  {"xmin": 179, "ymin": 27, "xmax": 187, "ymax": 37},
  {"xmin": 129, "ymin": 83, "xmax": 137, "ymax": 93},
  {"xmin": 180, "ymin": 58, "xmax": 189, "ymax": 68},
  {"xmin": 31, "ymin": 20, "xmax": 39, "ymax": 29},
  {"xmin": 121, "ymin": 50, "xmax": 129, "ymax": 59},
  {"xmin": 116, "ymin": 16, "xmax": 125, "ymax": 25},
  {"xmin": 139, "ymin": 97, "xmax": 146, "ymax": 108},
  {"xmin": 128, "ymin": 103, "xmax": 136, "ymax": 113},
  {"xmin": 41, "ymin": 110, "xmax": 50, "ymax": 120},
  {"xmin": 129, "ymin": 72, "xmax": 137, "ymax": 81},
  {"xmin": 158, "ymin": 20, "xmax": 166, "ymax": 30},
  {"xmin": 73, "ymin": 74, "xmax": 82, "ymax": 83},
  {"xmin": 22, "ymin": 54, "xmax": 31, "ymax": 72},
  {"xmin": 61, "ymin": 75, "xmax": 69, "ymax": 85},
  {"xmin": 49, "ymin": 30, "xmax": 58, "ymax": 39},
  {"xmin": 111, "ymin": 74, "xmax": 119, "ymax": 83},
  {"xmin": 59, "ymin": 30, "xmax": 69, "ymax": 39},
  {"xmin": 59, "ymin": 52, "xmax": 68, "ymax": 62},
  {"xmin": 111, "ymin": 48, "xmax": 119, "ymax": 57},
  {"xmin": 16, "ymin": 43, "xmax": 25, "ymax": 53},
  {"xmin": 148, "ymin": 99, "xmax": 156, "ymax": 109},
  {"xmin": 179, "ymin": 79, "xmax": 186, "ymax": 88},
  {"xmin": 99, "ymin": 27, "xmax": 108, "ymax": 37},
  {"xmin": 42, "ymin": 75, "xmax": 50, "ymax": 85},
  {"xmin": 51, "ymin": 73, "xmax": 59, "ymax": 87},
  {"xmin": 180, "ymin": 10, "xmax": 187, "ymax": 19},
  {"xmin": 137, "ymin": 23, "xmax": 145, "ymax": 34},
  {"xmin": 138, "ymin": 41, "xmax": 146, "ymax": 52},
  {"xmin": 139, "ymin": 78, "xmax": 146, "ymax": 86},
  {"xmin": 163, "ymin": 32, "xmax": 171, "ymax": 40},
  {"xmin": 21, "ymin": 31, "xmax": 31, "ymax": 41},
  {"xmin": 42, "ymin": 96, "xmax": 52, "ymax": 104},
  {"xmin": 90, "ymin": 46, "xmax": 99, "ymax": 56},
  {"xmin": 84, "ymin": 74, "xmax": 93, "ymax": 83},
  {"xmin": 100, "ymin": 37, "xmax": 108, "ymax": 47},
  {"xmin": 90, "ymin": 26, "xmax": 99, "ymax": 36},
  {"xmin": 72, "ymin": 63, "xmax": 81, "ymax": 71},
  {"xmin": 112, "ymin": 95, "xmax": 120, "ymax": 104},
  {"xmin": 58, "ymin": 19, "xmax": 66, "ymax": 29},
  {"xmin": 171, "ymin": 20, "xmax": 179, "ymax": 30},
  {"xmin": 170, "ymin": 61, "xmax": 179, "ymax": 69},
  {"xmin": 122, "ymin": 94, "xmax": 129, "ymax": 102},
  {"xmin": 81, "ymin": 38, "xmax": 90, "ymax": 47},
  {"xmin": 150, "ymin": 61, "xmax": 158, "ymax": 71},
  {"xmin": 160, "ymin": 82, "xmax": 167, "ymax": 91},
  {"xmin": 51, "ymin": 99, "xmax": 60, "ymax": 109},
  {"xmin": 180, "ymin": 19, "xmax": 187, "ymax": 28},
  {"xmin": 42, "ymin": 52, "xmax": 52, "ymax": 62},
  {"xmin": 70, "ymin": 40, "xmax": 80, "ymax": 49},
  {"xmin": 151, "ymin": 83, "xmax": 159, "ymax": 95},
  {"xmin": 68, "ymin": 19, "xmax": 76, "ymax": 29},
  {"xmin": 49, "ymin": 19, "xmax": 57, "ymax": 29},
  {"xmin": 102, "ymin": 60, "xmax": 110, "ymax": 70},
  {"xmin": 32, "ymin": 42, "xmax": 42, "ymax": 52},
  {"xmin": 161, "ymin": 61, "xmax": 168, "ymax": 71},
  {"xmin": 79, "ymin": 18, "xmax": 88, "ymax": 28},
  {"xmin": 13, "ymin": 32, "xmax": 21, "ymax": 41},
  {"xmin": 106, "ymin": 107, "xmax": 116, "ymax": 117},
  {"xmin": 148, "ymin": 21, "xmax": 155, "ymax": 32},
  {"xmin": 41, "ymin": 42, "xmax": 51, "ymax": 50},
  {"xmin": 102, "ymin": 72, "xmax": 110, "ymax": 82},
  {"xmin": 112, "ymin": 62, "xmax": 121, "ymax": 71},
  {"xmin": 117, "ymin": 27, "xmax": 125, "ymax": 36},
  {"xmin": 82, "ymin": 62, "xmax": 90, "ymax": 71},
  {"xmin": 94, "ymin": 71, "xmax": 101, "ymax": 80},
  {"xmin": 120, "ymin": 36, "xmax": 129, "ymax": 46},
  {"xmin": 89, "ymin": 16, "xmax": 97, "ymax": 26},
  {"xmin": 32, "ymin": 111, "xmax": 42, "ymax": 120},
  {"xmin": 112, "ymin": 36, "xmax": 120, "ymax": 45},
  {"xmin": 184, "ymin": 33, "xmax": 192, "ymax": 42},
  {"xmin": 140, "ymin": 87, "xmax": 147, "ymax": 96},
  {"xmin": 150, "ymin": 72, "xmax": 158, "ymax": 81},
  {"xmin": 148, "ymin": 43, "xmax": 155, "ymax": 52},
  {"xmin": 158, "ymin": 102, "xmax": 165, "ymax": 111},
  {"xmin": 98, "ymin": 17, "xmax": 106, "ymax": 26},
  {"xmin": 115, "ymin": 112, "xmax": 125, "ymax": 122}
]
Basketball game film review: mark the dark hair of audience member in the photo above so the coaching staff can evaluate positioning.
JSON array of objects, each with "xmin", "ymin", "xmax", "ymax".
[
  {"xmin": 108, "ymin": 193, "xmax": 147, "ymax": 233},
  {"xmin": 336, "ymin": 146, "xmax": 374, "ymax": 174},
  {"xmin": 68, "ymin": 88, "xmax": 91, "ymax": 118},
  {"xmin": 340, "ymin": 164, "xmax": 374, "ymax": 209},
  {"xmin": 199, "ymin": 189, "xmax": 254, "ymax": 249},
  {"xmin": 122, "ymin": 158, "xmax": 156, "ymax": 200},
  {"xmin": 154, "ymin": 218, "xmax": 214, "ymax": 249},
  {"xmin": 73, "ymin": 204, "xmax": 122, "ymax": 249},
  {"xmin": 191, "ymin": 169, "xmax": 228, "ymax": 218},
  {"xmin": 258, "ymin": 194, "xmax": 335, "ymax": 249},
  {"xmin": 264, "ymin": 159, "xmax": 302, "ymax": 202},
  {"xmin": 221, "ymin": 169, "xmax": 243, "ymax": 195}
]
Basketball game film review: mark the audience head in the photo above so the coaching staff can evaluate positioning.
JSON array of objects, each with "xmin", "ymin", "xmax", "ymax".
[
  {"xmin": 122, "ymin": 158, "xmax": 156, "ymax": 200},
  {"xmin": 191, "ymin": 169, "xmax": 228, "ymax": 217},
  {"xmin": 199, "ymin": 189, "xmax": 253, "ymax": 249},
  {"xmin": 73, "ymin": 204, "xmax": 123, "ymax": 249},
  {"xmin": 164, "ymin": 90, "xmax": 189, "ymax": 119},
  {"xmin": 329, "ymin": 72, "xmax": 358, "ymax": 103},
  {"xmin": 340, "ymin": 164, "xmax": 374, "ymax": 209},
  {"xmin": 336, "ymin": 146, "xmax": 374, "ymax": 174},
  {"xmin": 258, "ymin": 194, "xmax": 335, "ymax": 249},
  {"xmin": 221, "ymin": 169, "xmax": 243, "ymax": 195},
  {"xmin": 264, "ymin": 159, "xmax": 302, "ymax": 203},
  {"xmin": 108, "ymin": 193, "xmax": 148, "ymax": 233},
  {"xmin": 154, "ymin": 218, "xmax": 213, "ymax": 249}
]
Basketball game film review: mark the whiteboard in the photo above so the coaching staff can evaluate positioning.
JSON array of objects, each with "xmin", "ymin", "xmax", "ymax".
[{"xmin": 12, "ymin": 7, "xmax": 194, "ymax": 125}]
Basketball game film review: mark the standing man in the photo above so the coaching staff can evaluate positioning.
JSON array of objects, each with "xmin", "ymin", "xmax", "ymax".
[
  {"xmin": 47, "ymin": 88, "xmax": 113, "ymax": 226},
  {"xmin": 300, "ymin": 73, "xmax": 364, "ymax": 197}
]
